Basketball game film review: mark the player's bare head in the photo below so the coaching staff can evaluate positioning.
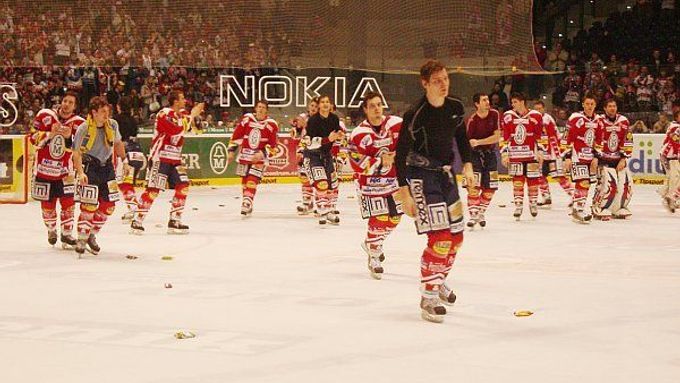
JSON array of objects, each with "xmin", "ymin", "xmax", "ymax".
[
  {"xmin": 472, "ymin": 93, "xmax": 489, "ymax": 112},
  {"xmin": 582, "ymin": 94, "xmax": 597, "ymax": 114},
  {"xmin": 255, "ymin": 100, "xmax": 268, "ymax": 119},
  {"xmin": 674, "ymin": 110, "xmax": 680, "ymax": 122},
  {"xmin": 308, "ymin": 97, "xmax": 319, "ymax": 115},
  {"xmin": 510, "ymin": 92, "xmax": 526, "ymax": 111},
  {"xmin": 168, "ymin": 90, "xmax": 186, "ymax": 109},
  {"xmin": 61, "ymin": 91, "xmax": 78, "ymax": 115},
  {"xmin": 318, "ymin": 95, "xmax": 332, "ymax": 114},
  {"xmin": 420, "ymin": 59, "xmax": 449, "ymax": 98},
  {"xmin": 88, "ymin": 96, "xmax": 109, "ymax": 124},
  {"xmin": 533, "ymin": 100, "xmax": 545, "ymax": 114},
  {"xmin": 361, "ymin": 92, "xmax": 384, "ymax": 122},
  {"xmin": 604, "ymin": 99, "xmax": 617, "ymax": 116}
]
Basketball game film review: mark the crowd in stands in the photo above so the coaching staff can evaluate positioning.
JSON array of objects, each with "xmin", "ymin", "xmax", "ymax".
[{"xmin": 535, "ymin": 0, "xmax": 680, "ymax": 132}]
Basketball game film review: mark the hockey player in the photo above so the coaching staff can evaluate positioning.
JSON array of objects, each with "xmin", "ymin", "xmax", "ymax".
[
  {"xmin": 130, "ymin": 90, "xmax": 204, "ymax": 234},
  {"xmin": 563, "ymin": 94, "xmax": 602, "ymax": 223},
  {"xmin": 395, "ymin": 60, "xmax": 474, "ymax": 323},
  {"xmin": 113, "ymin": 96, "xmax": 143, "ymax": 223},
  {"xmin": 533, "ymin": 100, "xmax": 573, "ymax": 207},
  {"xmin": 29, "ymin": 91, "xmax": 85, "ymax": 248},
  {"xmin": 71, "ymin": 96, "xmax": 126, "ymax": 256},
  {"xmin": 227, "ymin": 100, "xmax": 279, "ymax": 216},
  {"xmin": 592, "ymin": 99, "xmax": 633, "ymax": 220},
  {"xmin": 500, "ymin": 92, "xmax": 545, "ymax": 220},
  {"xmin": 291, "ymin": 97, "xmax": 318, "ymax": 215},
  {"xmin": 302, "ymin": 95, "xmax": 343, "ymax": 225},
  {"xmin": 660, "ymin": 110, "xmax": 680, "ymax": 213},
  {"xmin": 348, "ymin": 91, "xmax": 402, "ymax": 279},
  {"xmin": 465, "ymin": 93, "xmax": 500, "ymax": 229}
]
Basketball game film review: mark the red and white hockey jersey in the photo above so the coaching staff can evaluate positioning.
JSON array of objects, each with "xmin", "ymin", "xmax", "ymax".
[
  {"xmin": 230, "ymin": 113, "xmax": 279, "ymax": 164},
  {"xmin": 596, "ymin": 114, "xmax": 632, "ymax": 163},
  {"xmin": 661, "ymin": 122, "xmax": 680, "ymax": 160},
  {"xmin": 500, "ymin": 109, "xmax": 544, "ymax": 163},
  {"xmin": 349, "ymin": 115, "xmax": 402, "ymax": 196},
  {"xmin": 148, "ymin": 107, "xmax": 191, "ymax": 165},
  {"xmin": 563, "ymin": 112, "xmax": 602, "ymax": 164},
  {"xmin": 30, "ymin": 108, "xmax": 85, "ymax": 180}
]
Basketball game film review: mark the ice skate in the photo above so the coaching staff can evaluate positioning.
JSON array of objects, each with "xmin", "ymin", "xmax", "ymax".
[
  {"xmin": 593, "ymin": 207, "xmax": 612, "ymax": 221},
  {"xmin": 361, "ymin": 240, "xmax": 385, "ymax": 262},
  {"xmin": 86, "ymin": 234, "xmax": 100, "ymax": 255},
  {"xmin": 240, "ymin": 202, "xmax": 253, "ymax": 217},
  {"xmin": 326, "ymin": 212, "xmax": 340, "ymax": 225},
  {"xmin": 47, "ymin": 230, "xmax": 57, "ymax": 246},
  {"xmin": 466, "ymin": 213, "xmax": 478, "ymax": 229},
  {"xmin": 367, "ymin": 255, "xmax": 383, "ymax": 280},
  {"xmin": 296, "ymin": 203, "xmax": 313, "ymax": 215},
  {"xmin": 513, "ymin": 205, "xmax": 523, "ymax": 221},
  {"xmin": 571, "ymin": 207, "xmax": 592, "ymax": 224},
  {"xmin": 420, "ymin": 296, "xmax": 446, "ymax": 323},
  {"xmin": 74, "ymin": 239, "xmax": 86, "ymax": 259},
  {"xmin": 130, "ymin": 220, "xmax": 145, "ymax": 235},
  {"xmin": 612, "ymin": 207, "xmax": 631, "ymax": 219},
  {"xmin": 121, "ymin": 211, "xmax": 134, "ymax": 224},
  {"xmin": 538, "ymin": 195, "xmax": 552, "ymax": 208},
  {"xmin": 662, "ymin": 197, "xmax": 675, "ymax": 213},
  {"xmin": 60, "ymin": 234, "xmax": 77, "ymax": 249},
  {"xmin": 318, "ymin": 213, "xmax": 327, "ymax": 226},
  {"xmin": 167, "ymin": 219, "xmax": 189, "ymax": 234},
  {"xmin": 439, "ymin": 283, "xmax": 457, "ymax": 306},
  {"xmin": 529, "ymin": 203, "xmax": 538, "ymax": 217},
  {"xmin": 478, "ymin": 213, "xmax": 487, "ymax": 228}
]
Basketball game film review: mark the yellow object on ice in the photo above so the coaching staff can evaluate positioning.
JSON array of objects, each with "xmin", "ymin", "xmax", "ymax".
[
  {"xmin": 161, "ymin": 256, "xmax": 174, "ymax": 261},
  {"xmin": 174, "ymin": 331, "xmax": 196, "ymax": 339},
  {"xmin": 513, "ymin": 310, "xmax": 534, "ymax": 317}
]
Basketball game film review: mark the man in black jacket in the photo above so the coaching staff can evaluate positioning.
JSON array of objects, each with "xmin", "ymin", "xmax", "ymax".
[
  {"xmin": 302, "ymin": 95, "xmax": 343, "ymax": 225},
  {"xmin": 394, "ymin": 59, "xmax": 474, "ymax": 323}
]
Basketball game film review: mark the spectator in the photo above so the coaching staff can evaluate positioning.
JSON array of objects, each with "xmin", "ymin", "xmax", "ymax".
[
  {"xmin": 546, "ymin": 42, "xmax": 568, "ymax": 71},
  {"xmin": 652, "ymin": 112, "xmax": 670, "ymax": 133}
]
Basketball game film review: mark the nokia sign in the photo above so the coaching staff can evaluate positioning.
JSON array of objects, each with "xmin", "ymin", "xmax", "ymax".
[{"xmin": 219, "ymin": 75, "xmax": 388, "ymax": 108}]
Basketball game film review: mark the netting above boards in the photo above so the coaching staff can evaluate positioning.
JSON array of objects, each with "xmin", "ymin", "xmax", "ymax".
[{"xmin": 0, "ymin": 0, "xmax": 545, "ymax": 75}]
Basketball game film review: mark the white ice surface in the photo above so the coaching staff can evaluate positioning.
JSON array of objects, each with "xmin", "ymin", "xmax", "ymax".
[{"xmin": 0, "ymin": 183, "xmax": 679, "ymax": 383}]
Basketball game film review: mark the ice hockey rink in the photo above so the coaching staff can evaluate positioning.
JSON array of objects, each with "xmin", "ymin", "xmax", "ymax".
[{"xmin": 0, "ymin": 183, "xmax": 678, "ymax": 383}]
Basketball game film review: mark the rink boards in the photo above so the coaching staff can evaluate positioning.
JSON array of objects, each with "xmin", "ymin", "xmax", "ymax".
[{"xmin": 0, "ymin": 133, "xmax": 668, "ymax": 189}]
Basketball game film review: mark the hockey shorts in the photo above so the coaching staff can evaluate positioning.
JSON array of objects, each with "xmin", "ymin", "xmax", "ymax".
[
  {"xmin": 508, "ymin": 161, "xmax": 541, "ymax": 179},
  {"xmin": 470, "ymin": 149, "xmax": 499, "ymax": 189},
  {"xmin": 76, "ymin": 155, "xmax": 119, "ymax": 204},
  {"xmin": 303, "ymin": 150, "xmax": 337, "ymax": 190},
  {"xmin": 31, "ymin": 175, "xmax": 75, "ymax": 201},
  {"xmin": 146, "ymin": 160, "xmax": 189, "ymax": 190},
  {"xmin": 406, "ymin": 164, "xmax": 464, "ymax": 235}
]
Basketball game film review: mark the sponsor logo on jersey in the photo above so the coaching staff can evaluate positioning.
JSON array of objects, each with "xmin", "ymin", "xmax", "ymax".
[
  {"xmin": 607, "ymin": 133, "xmax": 619, "ymax": 151},
  {"xmin": 514, "ymin": 124, "xmax": 527, "ymax": 145},
  {"xmin": 247, "ymin": 128, "xmax": 262, "ymax": 149},
  {"xmin": 49, "ymin": 134, "xmax": 66, "ymax": 159},
  {"xmin": 209, "ymin": 141, "xmax": 229, "ymax": 175}
]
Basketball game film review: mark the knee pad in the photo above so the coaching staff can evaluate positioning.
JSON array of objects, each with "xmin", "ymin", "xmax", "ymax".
[
  {"xmin": 315, "ymin": 180, "xmax": 329, "ymax": 191},
  {"xmin": 98, "ymin": 201, "xmax": 116, "ymax": 215},
  {"xmin": 41, "ymin": 200, "xmax": 57, "ymax": 210},
  {"xmin": 60, "ymin": 196, "xmax": 75, "ymax": 209},
  {"xmin": 81, "ymin": 204, "xmax": 98, "ymax": 213},
  {"xmin": 175, "ymin": 184, "xmax": 189, "ymax": 196},
  {"xmin": 376, "ymin": 215, "xmax": 389, "ymax": 222},
  {"xmin": 388, "ymin": 215, "xmax": 401, "ymax": 225}
]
